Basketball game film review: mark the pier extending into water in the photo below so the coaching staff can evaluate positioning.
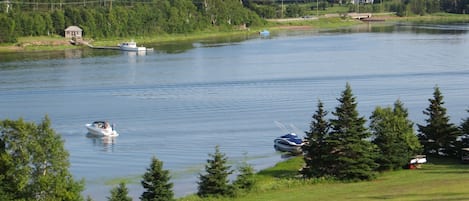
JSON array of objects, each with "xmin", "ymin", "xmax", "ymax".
[
  {"xmin": 73, "ymin": 40, "xmax": 120, "ymax": 50},
  {"xmin": 71, "ymin": 39, "xmax": 153, "ymax": 51}
]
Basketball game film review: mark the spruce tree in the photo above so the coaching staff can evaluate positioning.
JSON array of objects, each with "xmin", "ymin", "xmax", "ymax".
[
  {"xmin": 197, "ymin": 145, "xmax": 234, "ymax": 197},
  {"xmin": 370, "ymin": 100, "xmax": 422, "ymax": 171},
  {"xmin": 460, "ymin": 109, "xmax": 469, "ymax": 147},
  {"xmin": 325, "ymin": 83, "xmax": 377, "ymax": 181},
  {"xmin": 233, "ymin": 161, "xmax": 256, "ymax": 193},
  {"xmin": 107, "ymin": 182, "xmax": 132, "ymax": 201},
  {"xmin": 140, "ymin": 156, "xmax": 174, "ymax": 201},
  {"xmin": 418, "ymin": 86, "xmax": 460, "ymax": 157},
  {"xmin": 301, "ymin": 100, "xmax": 330, "ymax": 178},
  {"xmin": 462, "ymin": 109, "xmax": 469, "ymax": 133}
]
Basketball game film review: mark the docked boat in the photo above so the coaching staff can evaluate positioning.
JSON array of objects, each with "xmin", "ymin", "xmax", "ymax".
[
  {"xmin": 118, "ymin": 41, "xmax": 147, "ymax": 51},
  {"xmin": 85, "ymin": 121, "xmax": 118, "ymax": 137},
  {"xmin": 259, "ymin": 29, "xmax": 270, "ymax": 37},
  {"xmin": 274, "ymin": 133, "xmax": 304, "ymax": 154}
]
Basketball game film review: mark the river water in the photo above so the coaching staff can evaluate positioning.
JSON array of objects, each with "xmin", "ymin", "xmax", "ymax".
[{"xmin": 1, "ymin": 23, "xmax": 469, "ymax": 200}]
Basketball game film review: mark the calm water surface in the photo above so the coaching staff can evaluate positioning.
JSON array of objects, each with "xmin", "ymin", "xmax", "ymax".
[{"xmin": 1, "ymin": 23, "xmax": 469, "ymax": 200}]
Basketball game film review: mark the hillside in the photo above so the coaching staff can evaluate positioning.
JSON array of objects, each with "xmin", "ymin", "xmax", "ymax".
[{"xmin": 179, "ymin": 156, "xmax": 469, "ymax": 201}]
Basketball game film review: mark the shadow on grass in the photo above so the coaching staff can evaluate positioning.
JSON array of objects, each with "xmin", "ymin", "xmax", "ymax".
[
  {"xmin": 257, "ymin": 169, "xmax": 300, "ymax": 179},
  {"xmin": 367, "ymin": 192, "xmax": 469, "ymax": 201},
  {"xmin": 256, "ymin": 156, "xmax": 303, "ymax": 179},
  {"xmin": 418, "ymin": 155, "xmax": 469, "ymax": 175}
]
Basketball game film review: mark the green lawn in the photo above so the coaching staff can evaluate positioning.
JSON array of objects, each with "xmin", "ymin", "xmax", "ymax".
[{"xmin": 179, "ymin": 156, "xmax": 469, "ymax": 201}]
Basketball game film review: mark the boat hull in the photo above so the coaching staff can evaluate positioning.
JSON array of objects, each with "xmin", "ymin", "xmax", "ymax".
[
  {"xmin": 119, "ymin": 46, "xmax": 146, "ymax": 52},
  {"xmin": 274, "ymin": 138, "xmax": 303, "ymax": 154},
  {"xmin": 85, "ymin": 123, "xmax": 119, "ymax": 137}
]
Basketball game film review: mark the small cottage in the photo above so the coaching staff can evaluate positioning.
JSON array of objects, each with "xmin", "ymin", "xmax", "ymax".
[{"xmin": 64, "ymin": 26, "xmax": 83, "ymax": 39}]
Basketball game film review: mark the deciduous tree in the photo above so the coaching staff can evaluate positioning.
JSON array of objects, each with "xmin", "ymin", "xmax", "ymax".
[
  {"xmin": 370, "ymin": 100, "xmax": 422, "ymax": 171},
  {"xmin": 0, "ymin": 116, "xmax": 84, "ymax": 201}
]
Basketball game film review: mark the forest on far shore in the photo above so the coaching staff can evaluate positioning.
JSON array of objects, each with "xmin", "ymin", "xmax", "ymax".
[{"xmin": 1, "ymin": 0, "xmax": 469, "ymax": 43}]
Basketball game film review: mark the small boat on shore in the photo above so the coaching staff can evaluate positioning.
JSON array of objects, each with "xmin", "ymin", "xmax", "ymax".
[
  {"xmin": 274, "ymin": 133, "xmax": 304, "ymax": 154},
  {"xmin": 259, "ymin": 29, "xmax": 270, "ymax": 37},
  {"xmin": 85, "ymin": 121, "xmax": 118, "ymax": 137},
  {"xmin": 118, "ymin": 41, "xmax": 150, "ymax": 51}
]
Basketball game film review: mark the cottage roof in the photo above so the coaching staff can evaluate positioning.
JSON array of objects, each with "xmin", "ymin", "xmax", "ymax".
[{"xmin": 65, "ymin": 26, "xmax": 82, "ymax": 32}]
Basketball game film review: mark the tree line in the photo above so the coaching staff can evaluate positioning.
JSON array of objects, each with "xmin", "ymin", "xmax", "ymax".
[
  {"xmin": 0, "ymin": 0, "xmax": 265, "ymax": 43},
  {"xmin": 301, "ymin": 83, "xmax": 468, "ymax": 181},
  {"xmin": 1, "ymin": 83, "xmax": 469, "ymax": 200},
  {"xmin": 1, "ymin": 0, "xmax": 469, "ymax": 43}
]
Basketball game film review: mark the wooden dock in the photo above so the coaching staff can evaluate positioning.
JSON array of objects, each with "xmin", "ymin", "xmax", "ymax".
[
  {"xmin": 72, "ymin": 39, "xmax": 153, "ymax": 52},
  {"xmin": 89, "ymin": 45, "xmax": 120, "ymax": 50},
  {"xmin": 72, "ymin": 39, "xmax": 120, "ymax": 50}
]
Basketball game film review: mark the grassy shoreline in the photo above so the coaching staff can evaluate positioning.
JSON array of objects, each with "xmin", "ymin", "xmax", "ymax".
[
  {"xmin": 2, "ymin": 13, "xmax": 468, "ymax": 54},
  {"xmin": 177, "ymin": 156, "xmax": 469, "ymax": 201}
]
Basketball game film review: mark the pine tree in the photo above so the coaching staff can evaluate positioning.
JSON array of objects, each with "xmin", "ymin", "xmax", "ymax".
[
  {"xmin": 418, "ymin": 86, "xmax": 460, "ymax": 157},
  {"xmin": 325, "ymin": 83, "xmax": 378, "ymax": 181},
  {"xmin": 460, "ymin": 109, "xmax": 469, "ymax": 147},
  {"xmin": 370, "ymin": 100, "xmax": 422, "ymax": 171},
  {"xmin": 233, "ymin": 159, "xmax": 256, "ymax": 193},
  {"xmin": 301, "ymin": 100, "xmax": 330, "ymax": 178},
  {"xmin": 461, "ymin": 109, "xmax": 469, "ymax": 136},
  {"xmin": 107, "ymin": 182, "xmax": 132, "ymax": 201},
  {"xmin": 140, "ymin": 156, "xmax": 174, "ymax": 201},
  {"xmin": 197, "ymin": 145, "xmax": 234, "ymax": 197}
]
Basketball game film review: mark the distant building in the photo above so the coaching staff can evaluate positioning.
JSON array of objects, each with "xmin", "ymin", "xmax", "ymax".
[
  {"xmin": 350, "ymin": 0, "xmax": 374, "ymax": 4},
  {"xmin": 64, "ymin": 26, "xmax": 83, "ymax": 39}
]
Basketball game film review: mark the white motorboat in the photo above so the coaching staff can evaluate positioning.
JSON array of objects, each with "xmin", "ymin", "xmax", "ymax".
[
  {"xmin": 118, "ymin": 41, "xmax": 147, "ymax": 51},
  {"xmin": 274, "ymin": 133, "xmax": 304, "ymax": 154},
  {"xmin": 259, "ymin": 29, "xmax": 270, "ymax": 37},
  {"xmin": 85, "ymin": 121, "xmax": 118, "ymax": 137}
]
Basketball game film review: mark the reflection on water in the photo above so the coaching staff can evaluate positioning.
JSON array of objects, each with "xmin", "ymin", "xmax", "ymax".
[
  {"xmin": 329, "ymin": 22, "xmax": 469, "ymax": 35},
  {"xmin": 1, "ymin": 23, "xmax": 469, "ymax": 201},
  {"xmin": 86, "ymin": 133, "xmax": 117, "ymax": 152},
  {"xmin": 123, "ymin": 50, "xmax": 147, "ymax": 57},
  {"xmin": 1, "ymin": 22, "xmax": 468, "ymax": 64}
]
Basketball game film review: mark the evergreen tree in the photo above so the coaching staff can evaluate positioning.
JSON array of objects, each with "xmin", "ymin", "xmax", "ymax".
[
  {"xmin": 197, "ymin": 145, "xmax": 234, "ymax": 197},
  {"xmin": 301, "ymin": 100, "xmax": 330, "ymax": 178},
  {"xmin": 140, "ymin": 156, "xmax": 174, "ymax": 201},
  {"xmin": 370, "ymin": 100, "xmax": 422, "ymax": 171},
  {"xmin": 233, "ymin": 158, "xmax": 256, "ymax": 193},
  {"xmin": 107, "ymin": 182, "xmax": 132, "ymax": 201},
  {"xmin": 460, "ymin": 109, "xmax": 469, "ymax": 148},
  {"xmin": 0, "ymin": 116, "xmax": 84, "ymax": 201},
  {"xmin": 325, "ymin": 83, "xmax": 378, "ymax": 181},
  {"xmin": 418, "ymin": 86, "xmax": 460, "ymax": 157},
  {"xmin": 461, "ymin": 109, "xmax": 469, "ymax": 135}
]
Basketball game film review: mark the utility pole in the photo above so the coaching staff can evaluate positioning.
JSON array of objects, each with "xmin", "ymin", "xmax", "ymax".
[
  {"xmin": 317, "ymin": 0, "xmax": 319, "ymax": 16},
  {"xmin": 281, "ymin": 0, "xmax": 284, "ymax": 18},
  {"xmin": 6, "ymin": 0, "xmax": 11, "ymax": 13}
]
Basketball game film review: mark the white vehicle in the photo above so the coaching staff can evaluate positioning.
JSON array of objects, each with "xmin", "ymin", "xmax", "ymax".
[{"xmin": 85, "ymin": 121, "xmax": 118, "ymax": 137}]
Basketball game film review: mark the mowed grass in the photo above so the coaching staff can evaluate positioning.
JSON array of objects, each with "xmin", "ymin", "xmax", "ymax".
[{"xmin": 179, "ymin": 156, "xmax": 469, "ymax": 201}]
